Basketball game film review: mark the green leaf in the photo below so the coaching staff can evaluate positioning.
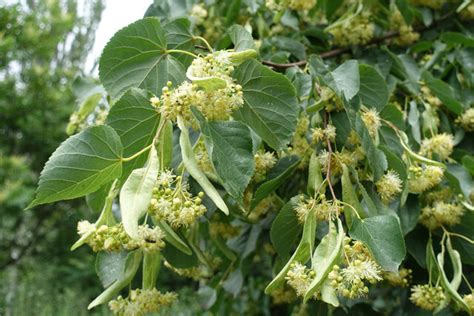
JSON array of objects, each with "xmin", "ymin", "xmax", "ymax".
[
  {"xmin": 28, "ymin": 125, "xmax": 123, "ymax": 209},
  {"xmin": 341, "ymin": 164, "xmax": 366, "ymax": 226},
  {"xmin": 106, "ymin": 88, "xmax": 160, "ymax": 183},
  {"xmin": 354, "ymin": 112, "xmax": 387, "ymax": 180},
  {"xmin": 265, "ymin": 210, "xmax": 317, "ymax": 294},
  {"xmin": 194, "ymin": 110, "xmax": 254, "ymax": 200},
  {"xmin": 158, "ymin": 120, "xmax": 174, "ymax": 169},
  {"xmin": 233, "ymin": 59, "xmax": 298, "ymax": 150},
  {"xmin": 99, "ymin": 18, "xmax": 186, "ymax": 100},
  {"xmin": 445, "ymin": 163, "xmax": 474, "ymax": 199},
  {"xmin": 142, "ymin": 252, "xmax": 161, "ymax": 290},
  {"xmin": 88, "ymin": 250, "xmax": 142, "ymax": 309},
  {"xmin": 162, "ymin": 236, "xmax": 199, "ymax": 269},
  {"xmin": 307, "ymin": 152, "xmax": 324, "ymax": 197},
  {"xmin": 358, "ymin": 64, "xmax": 389, "ymax": 110},
  {"xmin": 329, "ymin": 60, "xmax": 360, "ymax": 101},
  {"xmin": 304, "ymin": 219, "xmax": 344, "ymax": 302},
  {"xmin": 229, "ymin": 24, "xmax": 256, "ymax": 52},
  {"xmin": 349, "ymin": 215, "xmax": 406, "ymax": 272},
  {"xmin": 95, "ymin": 251, "xmax": 128, "ymax": 289},
  {"xmin": 120, "ymin": 147, "xmax": 159, "ymax": 239},
  {"xmin": 422, "ymin": 71, "xmax": 463, "ymax": 115},
  {"xmin": 163, "ymin": 18, "xmax": 195, "ymax": 67},
  {"xmin": 270, "ymin": 197, "xmax": 302, "ymax": 260},
  {"xmin": 177, "ymin": 117, "xmax": 229, "ymax": 215},
  {"xmin": 155, "ymin": 220, "xmax": 192, "ymax": 255},
  {"xmin": 251, "ymin": 156, "xmax": 300, "ymax": 208}
]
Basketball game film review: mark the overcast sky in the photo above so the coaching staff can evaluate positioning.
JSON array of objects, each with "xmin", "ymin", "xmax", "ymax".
[{"xmin": 85, "ymin": 0, "xmax": 152, "ymax": 73}]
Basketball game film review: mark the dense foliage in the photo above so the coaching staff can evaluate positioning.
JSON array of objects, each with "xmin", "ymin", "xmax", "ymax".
[
  {"xmin": 27, "ymin": 0, "xmax": 474, "ymax": 315},
  {"xmin": 0, "ymin": 1, "xmax": 105, "ymax": 315}
]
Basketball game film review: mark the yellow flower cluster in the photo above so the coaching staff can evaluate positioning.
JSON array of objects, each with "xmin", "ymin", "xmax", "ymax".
[
  {"xmin": 329, "ymin": 13, "xmax": 374, "ymax": 47},
  {"xmin": 419, "ymin": 133, "xmax": 454, "ymax": 160},
  {"xmin": 390, "ymin": 8, "xmax": 419, "ymax": 45},
  {"xmin": 410, "ymin": 284, "xmax": 445, "ymax": 311},
  {"xmin": 456, "ymin": 108, "xmax": 474, "ymax": 131},
  {"xmin": 311, "ymin": 124, "xmax": 336, "ymax": 144},
  {"xmin": 460, "ymin": 3, "xmax": 474, "ymax": 19},
  {"xmin": 253, "ymin": 150, "xmax": 277, "ymax": 182},
  {"xmin": 190, "ymin": 4, "xmax": 207, "ymax": 25},
  {"xmin": 265, "ymin": 0, "xmax": 316, "ymax": 11},
  {"xmin": 77, "ymin": 222, "xmax": 165, "ymax": 252},
  {"xmin": 109, "ymin": 288, "xmax": 177, "ymax": 316},
  {"xmin": 375, "ymin": 170, "xmax": 403, "ymax": 204},
  {"xmin": 249, "ymin": 194, "xmax": 279, "ymax": 221},
  {"xmin": 318, "ymin": 86, "xmax": 344, "ymax": 112},
  {"xmin": 361, "ymin": 108, "xmax": 381, "ymax": 138},
  {"xmin": 148, "ymin": 170, "xmax": 207, "ymax": 228},
  {"xmin": 153, "ymin": 80, "xmax": 243, "ymax": 122},
  {"xmin": 421, "ymin": 85, "xmax": 442, "ymax": 107},
  {"xmin": 464, "ymin": 292, "xmax": 474, "ymax": 314},
  {"xmin": 318, "ymin": 147, "xmax": 364, "ymax": 176},
  {"xmin": 294, "ymin": 195, "xmax": 342, "ymax": 223},
  {"xmin": 419, "ymin": 201, "xmax": 465, "ymax": 230},
  {"xmin": 209, "ymin": 221, "xmax": 240, "ymax": 239},
  {"xmin": 408, "ymin": 165, "xmax": 444, "ymax": 193},
  {"xmin": 285, "ymin": 262, "xmax": 315, "ymax": 297},
  {"xmin": 164, "ymin": 261, "xmax": 210, "ymax": 281},
  {"xmin": 270, "ymin": 286, "xmax": 297, "ymax": 304},
  {"xmin": 383, "ymin": 268, "xmax": 412, "ymax": 287},
  {"xmin": 287, "ymin": 114, "xmax": 312, "ymax": 168},
  {"xmin": 328, "ymin": 238, "xmax": 382, "ymax": 299},
  {"xmin": 194, "ymin": 140, "xmax": 214, "ymax": 174}
]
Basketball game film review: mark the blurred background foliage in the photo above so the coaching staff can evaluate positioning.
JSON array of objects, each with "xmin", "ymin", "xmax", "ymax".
[{"xmin": 0, "ymin": 0, "xmax": 107, "ymax": 315}]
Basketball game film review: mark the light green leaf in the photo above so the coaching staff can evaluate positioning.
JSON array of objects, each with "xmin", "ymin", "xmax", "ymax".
[
  {"xmin": 177, "ymin": 116, "xmax": 229, "ymax": 215},
  {"xmin": 307, "ymin": 152, "xmax": 324, "ymax": 197},
  {"xmin": 99, "ymin": 18, "xmax": 186, "ymax": 100},
  {"xmin": 229, "ymin": 24, "xmax": 256, "ymax": 52},
  {"xmin": 157, "ymin": 120, "xmax": 174, "ymax": 169},
  {"xmin": 349, "ymin": 215, "xmax": 406, "ymax": 272},
  {"xmin": 142, "ymin": 252, "xmax": 161, "ymax": 290},
  {"xmin": 106, "ymin": 88, "xmax": 160, "ymax": 183},
  {"xmin": 265, "ymin": 210, "xmax": 317, "ymax": 294},
  {"xmin": 88, "ymin": 250, "xmax": 142, "ymax": 309},
  {"xmin": 28, "ymin": 125, "xmax": 123, "ymax": 209},
  {"xmin": 233, "ymin": 59, "xmax": 298, "ymax": 150},
  {"xmin": 95, "ymin": 251, "xmax": 128, "ymax": 289},
  {"xmin": 304, "ymin": 219, "xmax": 344, "ymax": 302},
  {"xmin": 120, "ymin": 146, "xmax": 159, "ymax": 239},
  {"xmin": 194, "ymin": 110, "xmax": 254, "ymax": 200},
  {"xmin": 358, "ymin": 64, "xmax": 389, "ymax": 110},
  {"xmin": 341, "ymin": 164, "xmax": 365, "ymax": 226}
]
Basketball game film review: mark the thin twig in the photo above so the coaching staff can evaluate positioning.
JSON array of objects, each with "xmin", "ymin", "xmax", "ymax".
[{"xmin": 262, "ymin": 12, "xmax": 454, "ymax": 69}]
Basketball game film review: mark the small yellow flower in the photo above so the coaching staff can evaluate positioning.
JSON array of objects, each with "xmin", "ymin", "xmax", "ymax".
[
  {"xmin": 375, "ymin": 170, "xmax": 403, "ymax": 203},
  {"xmin": 410, "ymin": 284, "xmax": 445, "ymax": 311},
  {"xmin": 419, "ymin": 133, "xmax": 454, "ymax": 160}
]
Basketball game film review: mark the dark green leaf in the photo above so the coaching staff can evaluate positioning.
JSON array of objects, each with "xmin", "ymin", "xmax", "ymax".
[
  {"xmin": 270, "ymin": 197, "xmax": 302, "ymax": 260},
  {"xmin": 358, "ymin": 64, "xmax": 389, "ymax": 110},
  {"xmin": 349, "ymin": 215, "xmax": 406, "ymax": 272},
  {"xmin": 28, "ymin": 125, "xmax": 123, "ymax": 208},
  {"xmin": 106, "ymin": 88, "xmax": 160, "ymax": 183},
  {"xmin": 233, "ymin": 59, "xmax": 298, "ymax": 150},
  {"xmin": 194, "ymin": 110, "xmax": 255, "ymax": 200},
  {"xmin": 99, "ymin": 18, "xmax": 185, "ymax": 100}
]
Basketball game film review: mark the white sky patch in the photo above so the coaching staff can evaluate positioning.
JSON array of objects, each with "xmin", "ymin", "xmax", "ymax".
[{"xmin": 85, "ymin": 0, "xmax": 152, "ymax": 74}]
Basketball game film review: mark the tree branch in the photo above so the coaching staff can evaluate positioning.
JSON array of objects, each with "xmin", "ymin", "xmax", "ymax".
[{"xmin": 262, "ymin": 12, "xmax": 454, "ymax": 69}]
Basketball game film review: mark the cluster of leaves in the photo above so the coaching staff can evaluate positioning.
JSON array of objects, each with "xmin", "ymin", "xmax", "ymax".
[{"xmin": 28, "ymin": 0, "xmax": 474, "ymax": 315}]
